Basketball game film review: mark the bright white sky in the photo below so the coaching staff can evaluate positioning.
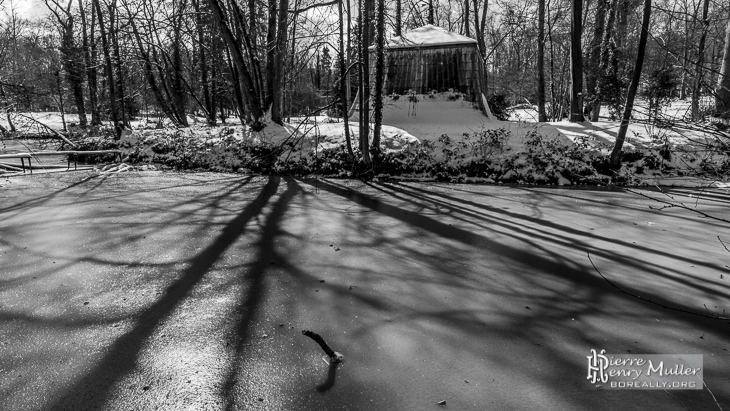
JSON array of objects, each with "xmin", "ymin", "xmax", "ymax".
[{"xmin": 5, "ymin": 0, "xmax": 47, "ymax": 19}]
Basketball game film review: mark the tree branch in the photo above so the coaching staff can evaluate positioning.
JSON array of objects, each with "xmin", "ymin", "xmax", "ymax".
[
  {"xmin": 626, "ymin": 188, "xmax": 730, "ymax": 224},
  {"xmin": 290, "ymin": 0, "xmax": 338, "ymax": 14}
]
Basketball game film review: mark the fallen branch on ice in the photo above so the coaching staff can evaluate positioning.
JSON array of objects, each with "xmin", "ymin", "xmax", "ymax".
[{"xmin": 302, "ymin": 330, "xmax": 344, "ymax": 363}]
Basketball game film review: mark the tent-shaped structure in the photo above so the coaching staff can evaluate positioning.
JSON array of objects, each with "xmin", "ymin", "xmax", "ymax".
[{"xmin": 366, "ymin": 25, "xmax": 491, "ymax": 117}]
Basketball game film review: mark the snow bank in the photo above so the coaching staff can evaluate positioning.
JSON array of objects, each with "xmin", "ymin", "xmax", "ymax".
[{"xmin": 383, "ymin": 25, "xmax": 477, "ymax": 48}]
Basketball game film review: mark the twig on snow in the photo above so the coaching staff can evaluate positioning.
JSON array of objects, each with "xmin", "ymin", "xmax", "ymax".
[
  {"xmin": 719, "ymin": 236, "xmax": 730, "ymax": 254},
  {"xmin": 692, "ymin": 179, "xmax": 723, "ymax": 210},
  {"xmin": 587, "ymin": 252, "xmax": 729, "ymax": 321},
  {"xmin": 302, "ymin": 329, "xmax": 344, "ymax": 363}
]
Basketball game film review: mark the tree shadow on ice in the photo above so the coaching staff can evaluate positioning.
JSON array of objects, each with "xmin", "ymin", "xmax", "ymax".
[
  {"xmin": 299, "ymin": 178, "xmax": 729, "ymax": 410},
  {"xmin": 46, "ymin": 176, "xmax": 280, "ymax": 410}
]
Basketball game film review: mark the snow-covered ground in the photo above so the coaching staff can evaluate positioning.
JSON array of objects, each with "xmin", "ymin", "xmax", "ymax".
[
  {"xmin": 2, "ymin": 95, "xmax": 728, "ymax": 186},
  {"xmin": 510, "ymin": 99, "xmax": 719, "ymax": 150}
]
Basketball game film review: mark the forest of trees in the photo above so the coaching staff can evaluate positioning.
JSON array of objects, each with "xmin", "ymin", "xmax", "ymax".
[{"xmin": 0, "ymin": 0, "xmax": 729, "ymax": 164}]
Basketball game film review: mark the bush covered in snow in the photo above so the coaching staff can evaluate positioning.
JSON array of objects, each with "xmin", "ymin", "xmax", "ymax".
[{"xmin": 66, "ymin": 119, "xmax": 729, "ymax": 186}]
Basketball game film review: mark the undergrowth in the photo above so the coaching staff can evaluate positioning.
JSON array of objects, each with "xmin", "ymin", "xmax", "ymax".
[{"xmin": 70, "ymin": 124, "xmax": 729, "ymax": 185}]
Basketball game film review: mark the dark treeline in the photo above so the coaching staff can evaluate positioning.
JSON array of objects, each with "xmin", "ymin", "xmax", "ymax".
[{"xmin": 0, "ymin": 0, "xmax": 729, "ymax": 165}]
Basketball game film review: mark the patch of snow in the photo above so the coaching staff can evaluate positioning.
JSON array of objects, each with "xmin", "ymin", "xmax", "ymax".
[
  {"xmin": 382, "ymin": 25, "xmax": 477, "ymax": 49},
  {"xmin": 557, "ymin": 173, "xmax": 572, "ymax": 186},
  {"xmin": 352, "ymin": 94, "xmax": 573, "ymax": 159}
]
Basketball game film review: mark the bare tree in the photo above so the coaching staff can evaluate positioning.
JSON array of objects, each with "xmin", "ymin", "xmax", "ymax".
[
  {"xmin": 717, "ymin": 14, "xmax": 730, "ymax": 118},
  {"xmin": 586, "ymin": 0, "xmax": 608, "ymax": 121},
  {"xmin": 338, "ymin": 0, "xmax": 353, "ymax": 157},
  {"xmin": 359, "ymin": 0, "xmax": 371, "ymax": 164},
  {"xmin": 45, "ymin": 0, "xmax": 87, "ymax": 127},
  {"xmin": 170, "ymin": 0, "xmax": 189, "ymax": 126},
  {"xmin": 92, "ymin": 0, "xmax": 121, "ymax": 137},
  {"xmin": 537, "ymin": 0, "xmax": 547, "ymax": 122},
  {"xmin": 203, "ymin": 0, "xmax": 294, "ymax": 130},
  {"xmin": 192, "ymin": 0, "xmax": 215, "ymax": 124},
  {"xmin": 569, "ymin": 0, "xmax": 584, "ymax": 122},
  {"xmin": 372, "ymin": 0, "xmax": 385, "ymax": 156},
  {"xmin": 691, "ymin": 0, "xmax": 711, "ymax": 120},
  {"xmin": 78, "ymin": 0, "xmax": 101, "ymax": 125},
  {"xmin": 610, "ymin": 0, "xmax": 651, "ymax": 168}
]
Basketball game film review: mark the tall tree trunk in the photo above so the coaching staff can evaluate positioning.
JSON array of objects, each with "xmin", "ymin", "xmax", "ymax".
[
  {"xmin": 480, "ymin": 0, "xmax": 488, "ymax": 45},
  {"xmin": 0, "ymin": 87, "xmax": 7, "ymax": 133},
  {"xmin": 271, "ymin": 0, "xmax": 289, "ymax": 124},
  {"xmin": 346, "ymin": 0, "xmax": 352, "ymax": 111},
  {"xmin": 569, "ymin": 0, "xmax": 584, "ymax": 122},
  {"xmin": 691, "ymin": 0, "xmax": 711, "ymax": 121},
  {"xmin": 680, "ymin": 11, "xmax": 690, "ymax": 100},
  {"xmin": 537, "ymin": 0, "xmax": 547, "ymax": 122},
  {"xmin": 210, "ymin": 36, "xmax": 219, "ymax": 123},
  {"xmin": 92, "ymin": 0, "xmax": 121, "ymax": 138},
  {"xmin": 372, "ymin": 0, "xmax": 385, "ymax": 155},
  {"xmin": 614, "ymin": 0, "xmax": 629, "ymax": 52},
  {"xmin": 610, "ymin": 0, "xmax": 651, "ymax": 168},
  {"xmin": 286, "ymin": 0, "xmax": 299, "ymax": 122},
  {"xmin": 428, "ymin": 0, "xmax": 434, "ymax": 25},
  {"xmin": 193, "ymin": 0, "xmax": 215, "ymax": 124},
  {"xmin": 463, "ymin": 0, "xmax": 470, "ymax": 37},
  {"xmin": 63, "ymin": 17, "xmax": 87, "ymax": 127},
  {"xmin": 587, "ymin": 0, "xmax": 607, "ymax": 121},
  {"xmin": 473, "ymin": 0, "xmax": 488, "ymax": 95},
  {"xmin": 472, "ymin": 0, "xmax": 483, "ymax": 53},
  {"xmin": 360, "ymin": 0, "xmax": 371, "ymax": 164},
  {"xmin": 204, "ymin": 0, "xmax": 266, "ymax": 130},
  {"xmin": 226, "ymin": 0, "xmax": 263, "ymax": 105},
  {"xmin": 109, "ymin": 3, "xmax": 128, "ymax": 128},
  {"xmin": 0, "ymin": 85, "xmax": 14, "ymax": 132},
  {"xmin": 265, "ymin": 0, "xmax": 277, "ymax": 110},
  {"xmin": 595, "ymin": 0, "xmax": 617, "ymax": 118},
  {"xmin": 395, "ymin": 0, "xmax": 402, "ymax": 36},
  {"xmin": 80, "ymin": 0, "xmax": 101, "ymax": 126},
  {"xmin": 130, "ymin": 20, "xmax": 181, "ymax": 126},
  {"xmin": 55, "ymin": 70, "xmax": 67, "ymax": 131},
  {"xmin": 338, "ymin": 0, "xmax": 354, "ymax": 157},
  {"xmin": 48, "ymin": 0, "xmax": 87, "ymax": 127},
  {"xmin": 171, "ymin": 0, "xmax": 189, "ymax": 126},
  {"xmin": 717, "ymin": 16, "xmax": 730, "ymax": 118},
  {"xmin": 548, "ymin": 0, "xmax": 557, "ymax": 120}
]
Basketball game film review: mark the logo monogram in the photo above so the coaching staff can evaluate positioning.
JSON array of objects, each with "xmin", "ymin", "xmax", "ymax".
[{"xmin": 587, "ymin": 349, "xmax": 609, "ymax": 384}]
